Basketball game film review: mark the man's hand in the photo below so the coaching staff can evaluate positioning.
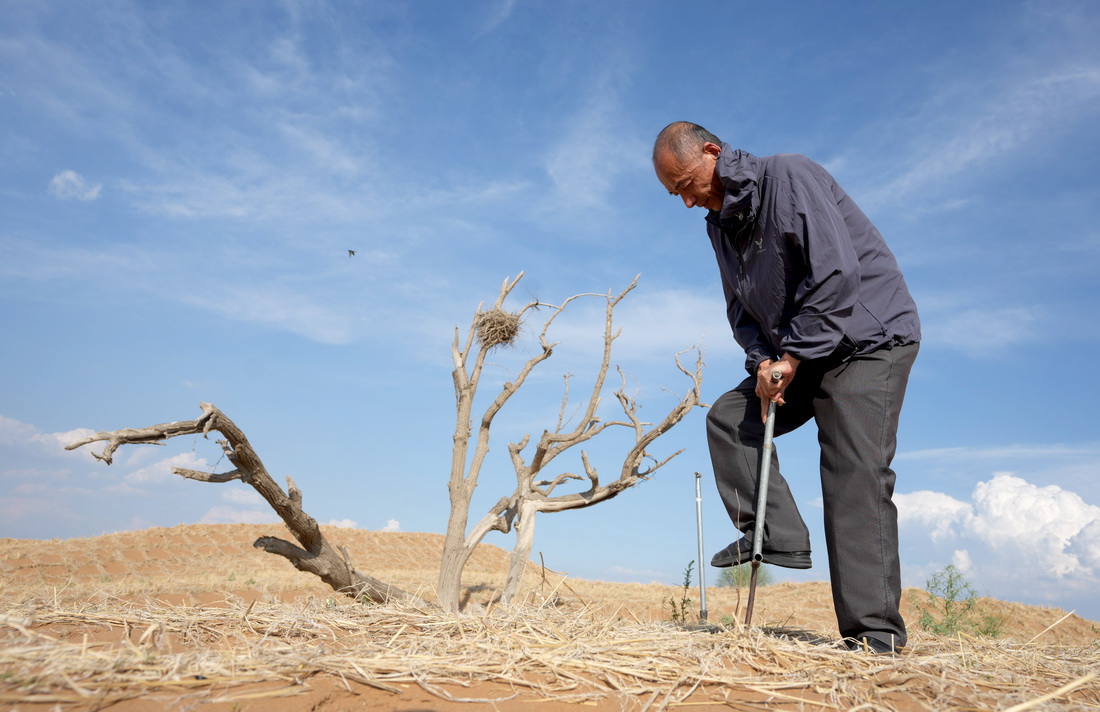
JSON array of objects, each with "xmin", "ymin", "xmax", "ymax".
[{"xmin": 756, "ymin": 354, "xmax": 800, "ymax": 422}]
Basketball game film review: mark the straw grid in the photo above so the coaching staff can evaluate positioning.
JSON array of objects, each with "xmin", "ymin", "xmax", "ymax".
[{"xmin": 2, "ymin": 595, "xmax": 1097, "ymax": 711}]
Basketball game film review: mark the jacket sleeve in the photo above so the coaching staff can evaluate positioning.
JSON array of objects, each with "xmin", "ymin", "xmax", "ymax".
[
  {"xmin": 779, "ymin": 162, "xmax": 860, "ymax": 361},
  {"xmin": 721, "ymin": 267, "xmax": 775, "ymax": 375}
]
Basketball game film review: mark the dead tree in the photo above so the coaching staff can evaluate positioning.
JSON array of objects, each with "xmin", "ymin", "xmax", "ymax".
[
  {"xmin": 439, "ymin": 273, "xmax": 704, "ymax": 612},
  {"xmin": 65, "ymin": 403, "xmax": 423, "ymax": 606}
]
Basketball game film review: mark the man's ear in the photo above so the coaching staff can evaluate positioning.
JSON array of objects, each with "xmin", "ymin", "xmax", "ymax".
[{"xmin": 703, "ymin": 141, "xmax": 722, "ymax": 158}]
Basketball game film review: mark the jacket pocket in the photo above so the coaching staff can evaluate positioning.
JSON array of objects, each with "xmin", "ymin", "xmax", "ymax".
[{"xmin": 830, "ymin": 333, "xmax": 860, "ymax": 363}]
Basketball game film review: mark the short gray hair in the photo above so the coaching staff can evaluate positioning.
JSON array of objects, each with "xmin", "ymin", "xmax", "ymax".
[{"xmin": 652, "ymin": 121, "xmax": 722, "ymax": 163}]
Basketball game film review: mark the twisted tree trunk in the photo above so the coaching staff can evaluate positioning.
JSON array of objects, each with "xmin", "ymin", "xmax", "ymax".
[{"xmin": 67, "ymin": 403, "xmax": 424, "ymax": 606}]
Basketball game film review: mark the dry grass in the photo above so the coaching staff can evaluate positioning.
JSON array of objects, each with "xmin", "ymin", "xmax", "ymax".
[
  {"xmin": 2, "ymin": 525, "xmax": 1099, "ymax": 711},
  {"xmin": 3, "ymin": 596, "xmax": 1098, "ymax": 711}
]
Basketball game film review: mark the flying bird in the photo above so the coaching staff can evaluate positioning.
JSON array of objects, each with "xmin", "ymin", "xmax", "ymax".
[{"xmin": 348, "ymin": 250, "xmax": 356, "ymax": 257}]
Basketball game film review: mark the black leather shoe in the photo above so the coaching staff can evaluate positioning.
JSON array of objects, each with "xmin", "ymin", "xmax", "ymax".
[
  {"xmin": 844, "ymin": 636, "xmax": 901, "ymax": 656},
  {"xmin": 710, "ymin": 536, "xmax": 812, "ymax": 569}
]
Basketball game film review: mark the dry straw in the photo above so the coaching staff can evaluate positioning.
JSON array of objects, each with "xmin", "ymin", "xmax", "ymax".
[{"xmin": 2, "ymin": 593, "xmax": 1098, "ymax": 711}]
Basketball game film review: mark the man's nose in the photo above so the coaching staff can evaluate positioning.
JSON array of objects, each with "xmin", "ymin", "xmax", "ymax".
[{"xmin": 681, "ymin": 193, "xmax": 695, "ymax": 208}]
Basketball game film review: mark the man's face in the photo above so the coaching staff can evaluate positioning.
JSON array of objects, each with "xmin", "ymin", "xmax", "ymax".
[{"xmin": 654, "ymin": 142, "xmax": 724, "ymax": 211}]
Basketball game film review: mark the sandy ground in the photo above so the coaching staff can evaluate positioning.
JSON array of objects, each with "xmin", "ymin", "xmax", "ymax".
[{"xmin": 2, "ymin": 524, "xmax": 1098, "ymax": 711}]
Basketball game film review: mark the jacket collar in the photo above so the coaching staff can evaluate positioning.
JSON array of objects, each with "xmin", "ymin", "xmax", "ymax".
[{"xmin": 711, "ymin": 145, "xmax": 761, "ymax": 226}]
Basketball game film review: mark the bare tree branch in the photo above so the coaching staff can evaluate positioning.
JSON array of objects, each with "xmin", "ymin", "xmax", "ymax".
[
  {"xmin": 67, "ymin": 402, "xmax": 425, "ymax": 607},
  {"xmin": 174, "ymin": 468, "xmax": 243, "ymax": 484},
  {"xmin": 443, "ymin": 273, "xmax": 705, "ymax": 605},
  {"xmin": 439, "ymin": 275, "xmax": 661, "ymax": 612},
  {"xmin": 494, "ymin": 340, "xmax": 704, "ymax": 601}
]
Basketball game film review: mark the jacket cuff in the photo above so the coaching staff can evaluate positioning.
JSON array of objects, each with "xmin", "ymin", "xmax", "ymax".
[{"xmin": 744, "ymin": 350, "xmax": 773, "ymax": 377}]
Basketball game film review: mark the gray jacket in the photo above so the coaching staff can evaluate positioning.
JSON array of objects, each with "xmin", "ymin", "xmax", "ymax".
[{"xmin": 705, "ymin": 146, "xmax": 920, "ymax": 376}]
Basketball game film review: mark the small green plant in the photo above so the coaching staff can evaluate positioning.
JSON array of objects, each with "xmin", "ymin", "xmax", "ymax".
[
  {"xmin": 664, "ymin": 561, "xmax": 695, "ymax": 625},
  {"xmin": 226, "ymin": 572, "xmax": 237, "ymax": 582},
  {"xmin": 717, "ymin": 563, "xmax": 773, "ymax": 589},
  {"xmin": 244, "ymin": 577, "xmax": 257, "ymax": 587},
  {"xmin": 912, "ymin": 564, "xmax": 1006, "ymax": 637},
  {"xmin": 973, "ymin": 609, "xmax": 1008, "ymax": 638}
]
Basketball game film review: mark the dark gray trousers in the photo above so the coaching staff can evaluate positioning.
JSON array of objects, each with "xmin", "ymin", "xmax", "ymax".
[{"xmin": 706, "ymin": 343, "xmax": 918, "ymax": 646}]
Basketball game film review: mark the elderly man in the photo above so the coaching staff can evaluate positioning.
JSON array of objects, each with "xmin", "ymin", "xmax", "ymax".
[{"xmin": 653, "ymin": 121, "xmax": 920, "ymax": 654}]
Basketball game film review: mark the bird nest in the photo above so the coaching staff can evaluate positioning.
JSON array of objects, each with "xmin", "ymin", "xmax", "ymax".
[{"xmin": 475, "ymin": 308, "xmax": 522, "ymax": 349}]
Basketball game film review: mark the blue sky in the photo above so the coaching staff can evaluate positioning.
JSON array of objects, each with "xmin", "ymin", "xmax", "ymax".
[{"xmin": 3, "ymin": 1, "xmax": 1099, "ymax": 622}]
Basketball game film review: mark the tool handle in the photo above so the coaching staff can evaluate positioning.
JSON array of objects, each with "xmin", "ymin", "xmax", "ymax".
[{"xmin": 747, "ymin": 369, "xmax": 784, "ymax": 627}]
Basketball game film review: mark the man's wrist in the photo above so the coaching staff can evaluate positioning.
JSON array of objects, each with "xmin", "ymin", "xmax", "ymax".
[
  {"xmin": 755, "ymin": 356, "xmax": 776, "ymax": 375},
  {"xmin": 779, "ymin": 353, "xmax": 801, "ymax": 369}
]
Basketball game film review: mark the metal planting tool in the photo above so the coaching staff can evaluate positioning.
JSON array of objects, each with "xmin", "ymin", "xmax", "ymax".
[{"xmin": 744, "ymin": 370, "xmax": 782, "ymax": 626}]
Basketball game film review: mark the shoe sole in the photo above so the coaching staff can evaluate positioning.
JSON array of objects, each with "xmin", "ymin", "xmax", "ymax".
[{"xmin": 711, "ymin": 551, "xmax": 812, "ymax": 569}]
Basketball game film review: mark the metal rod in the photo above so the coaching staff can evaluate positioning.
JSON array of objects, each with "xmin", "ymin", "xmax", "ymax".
[
  {"xmin": 694, "ymin": 472, "xmax": 707, "ymax": 623},
  {"xmin": 745, "ymin": 370, "xmax": 782, "ymax": 626}
]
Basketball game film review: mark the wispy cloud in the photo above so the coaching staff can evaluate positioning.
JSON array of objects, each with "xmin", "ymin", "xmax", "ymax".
[
  {"xmin": 846, "ymin": 14, "xmax": 1100, "ymax": 214},
  {"xmin": 513, "ymin": 286, "xmax": 731, "ymax": 370},
  {"xmin": 871, "ymin": 67, "xmax": 1099, "ymax": 210},
  {"xmin": 604, "ymin": 564, "xmax": 666, "ymax": 581},
  {"xmin": 899, "ymin": 443, "xmax": 1100, "ymax": 462},
  {"xmin": 543, "ymin": 96, "xmax": 634, "ymax": 210},
  {"xmin": 197, "ymin": 488, "xmax": 280, "ymax": 525},
  {"xmin": 475, "ymin": 0, "xmax": 517, "ymax": 36},
  {"xmin": 199, "ymin": 505, "xmax": 281, "ymax": 525},
  {"xmin": 540, "ymin": 29, "xmax": 644, "ymax": 215},
  {"xmin": 896, "ymin": 441, "xmax": 1100, "ymax": 509},
  {"xmin": 921, "ymin": 305, "xmax": 1042, "ymax": 358},
  {"xmin": 49, "ymin": 170, "xmax": 102, "ymax": 201},
  {"xmin": 181, "ymin": 283, "xmax": 357, "ymax": 345}
]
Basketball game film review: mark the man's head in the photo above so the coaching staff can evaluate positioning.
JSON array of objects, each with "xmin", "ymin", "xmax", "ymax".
[{"xmin": 652, "ymin": 121, "xmax": 725, "ymax": 211}]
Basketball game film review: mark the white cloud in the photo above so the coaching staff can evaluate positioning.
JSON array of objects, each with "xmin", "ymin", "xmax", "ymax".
[
  {"xmin": 898, "ymin": 473, "xmax": 1100, "ymax": 603},
  {"xmin": 895, "ymin": 490, "xmax": 971, "ymax": 542},
  {"xmin": 49, "ymin": 170, "xmax": 102, "ymax": 201},
  {"xmin": 379, "ymin": 518, "xmax": 400, "ymax": 532},
  {"xmin": 110, "ymin": 452, "xmax": 210, "ymax": 494},
  {"xmin": 1069, "ymin": 520, "xmax": 1100, "ymax": 571},
  {"xmin": 951, "ymin": 549, "xmax": 973, "ymax": 574},
  {"xmin": 327, "ymin": 518, "xmax": 358, "ymax": 529},
  {"xmin": 0, "ymin": 415, "xmax": 91, "ymax": 457},
  {"xmin": 222, "ymin": 488, "xmax": 265, "ymax": 506},
  {"xmin": 199, "ymin": 505, "xmax": 280, "ymax": 525}
]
